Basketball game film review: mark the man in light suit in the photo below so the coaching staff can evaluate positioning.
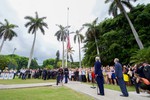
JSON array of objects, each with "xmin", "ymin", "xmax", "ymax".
[
  {"xmin": 114, "ymin": 58, "xmax": 129, "ymax": 97},
  {"xmin": 94, "ymin": 56, "xmax": 104, "ymax": 96}
]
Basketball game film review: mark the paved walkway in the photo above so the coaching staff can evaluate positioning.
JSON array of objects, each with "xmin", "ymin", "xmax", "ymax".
[
  {"xmin": 64, "ymin": 81, "xmax": 150, "ymax": 100},
  {"xmin": 0, "ymin": 83, "xmax": 55, "ymax": 89},
  {"xmin": 0, "ymin": 81, "xmax": 150, "ymax": 100}
]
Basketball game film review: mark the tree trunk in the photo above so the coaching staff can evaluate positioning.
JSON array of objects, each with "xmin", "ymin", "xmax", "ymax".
[
  {"xmin": 116, "ymin": 0, "xmax": 144, "ymax": 49},
  {"xmin": 0, "ymin": 38, "xmax": 5, "ymax": 53},
  {"xmin": 94, "ymin": 35, "xmax": 101, "ymax": 61},
  {"xmin": 27, "ymin": 32, "xmax": 36, "ymax": 68},
  {"xmin": 62, "ymin": 38, "xmax": 65, "ymax": 68},
  {"xmin": 65, "ymin": 37, "xmax": 68, "ymax": 67},
  {"xmin": 78, "ymin": 36, "xmax": 82, "ymax": 68}
]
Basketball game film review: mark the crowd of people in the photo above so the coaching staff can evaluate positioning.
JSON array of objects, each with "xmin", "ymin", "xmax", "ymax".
[{"xmin": 1, "ymin": 58, "xmax": 150, "ymax": 96}]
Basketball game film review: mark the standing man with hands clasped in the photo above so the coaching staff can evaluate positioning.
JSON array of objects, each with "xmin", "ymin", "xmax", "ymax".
[
  {"xmin": 114, "ymin": 58, "xmax": 129, "ymax": 97},
  {"xmin": 94, "ymin": 56, "xmax": 104, "ymax": 96}
]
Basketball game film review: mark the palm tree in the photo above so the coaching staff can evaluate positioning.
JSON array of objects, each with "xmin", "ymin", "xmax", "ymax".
[
  {"xmin": 55, "ymin": 25, "xmax": 69, "ymax": 68},
  {"xmin": 83, "ymin": 18, "xmax": 101, "ymax": 59},
  {"xmin": 0, "ymin": 19, "xmax": 18, "ymax": 53},
  {"xmin": 74, "ymin": 27, "xmax": 84, "ymax": 68},
  {"xmin": 24, "ymin": 12, "xmax": 48, "ymax": 68},
  {"xmin": 55, "ymin": 50, "xmax": 60, "ymax": 68},
  {"xmin": 105, "ymin": 0, "xmax": 144, "ymax": 49},
  {"xmin": 105, "ymin": 0, "xmax": 137, "ymax": 17}
]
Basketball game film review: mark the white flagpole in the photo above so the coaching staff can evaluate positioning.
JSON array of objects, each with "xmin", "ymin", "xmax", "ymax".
[{"xmin": 65, "ymin": 7, "xmax": 69, "ymax": 67}]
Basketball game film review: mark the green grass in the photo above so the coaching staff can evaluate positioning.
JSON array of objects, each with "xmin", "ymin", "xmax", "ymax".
[
  {"xmin": 0, "ymin": 78, "xmax": 135, "ymax": 91},
  {"xmin": 0, "ymin": 78, "xmax": 56, "ymax": 84},
  {"xmin": 104, "ymin": 84, "xmax": 135, "ymax": 91},
  {"xmin": 0, "ymin": 87, "xmax": 94, "ymax": 100}
]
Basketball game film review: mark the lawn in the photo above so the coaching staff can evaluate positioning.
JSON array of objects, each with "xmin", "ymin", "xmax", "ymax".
[
  {"xmin": 0, "ymin": 78, "xmax": 136, "ymax": 92},
  {"xmin": 104, "ymin": 84, "xmax": 135, "ymax": 91},
  {"xmin": 0, "ymin": 78, "xmax": 56, "ymax": 84},
  {"xmin": 0, "ymin": 86, "xmax": 94, "ymax": 100}
]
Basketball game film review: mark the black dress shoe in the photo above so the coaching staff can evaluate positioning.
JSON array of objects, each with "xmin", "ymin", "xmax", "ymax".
[
  {"xmin": 97, "ymin": 93, "xmax": 104, "ymax": 96},
  {"xmin": 120, "ymin": 94, "xmax": 128, "ymax": 97},
  {"xmin": 100, "ymin": 94, "xmax": 104, "ymax": 96}
]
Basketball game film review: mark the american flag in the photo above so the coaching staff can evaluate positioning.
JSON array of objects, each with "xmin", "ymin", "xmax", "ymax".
[{"xmin": 67, "ymin": 35, "xmax": 71, "ymax": 49}]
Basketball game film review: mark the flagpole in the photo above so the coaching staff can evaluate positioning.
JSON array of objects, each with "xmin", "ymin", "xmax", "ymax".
[{"xmin": 65, "ymin": 7, "xmax": 69, "ymax": 67}]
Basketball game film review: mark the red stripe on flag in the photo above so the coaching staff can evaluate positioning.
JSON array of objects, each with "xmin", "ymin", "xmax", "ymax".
[{"xmin": 67, "ymin": 36, "xmax": 71, "ymax": 49}]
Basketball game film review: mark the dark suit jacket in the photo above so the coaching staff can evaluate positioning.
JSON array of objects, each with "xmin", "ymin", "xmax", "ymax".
[
  {"xmin": 94, "ymin": 61, "xmax": 103, "ymax": 77},
  {"xmin": 115, "ymin": 62, "xmax": 123, "ymax": 78}
]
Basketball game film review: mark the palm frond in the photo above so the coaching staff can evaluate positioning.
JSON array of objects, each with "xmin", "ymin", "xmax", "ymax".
[
  {"xmin": 74, "ymin": 35, "xmax": 77, "ymax": 43},
  {"xmin": 24, "ymin": 16, "xmax": 34, "ymax": 20},
  {"xmin": 122, "ymin": 1, "xmax": 133, "ymax": 10},
  {"xmin": 83, "ymin": 23, "xmax": 91, "ymax": 27},
  {"xmin": 79, "ymin": 27, "xmax": 84, "ymax": 32},
  {"xmin": 28, "ymin": 25, "xmax": 35, "ymax": 33},
  {"xmin": 4, "ymin": 19, "xmax": 9, "ymax": 26},
  {"xmin": 92, "ymin": 17, "xmax": 98, "ymax": 25},
  {"xmin": 39, "ymin": 26, "xmax": 45, "ymax": 35},
  {"xmin": 41, "ymin": 22, "xmax": 48, "ymax": 29},
  {"xmin": 105, "ymin": 0, "xmax": 111, "ymax": 3},
  {"xmin": 109, "ymin": 1, "xmax": 117, "ymax": 16},
  {"xmin": 25, "ymin": 22, "xmax": 33, "ymax": 27}
]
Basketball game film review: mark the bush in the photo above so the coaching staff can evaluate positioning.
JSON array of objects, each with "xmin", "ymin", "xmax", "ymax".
[{"xmin": 130, "ymin": 47, "xmax": 150, "ymax": 64}]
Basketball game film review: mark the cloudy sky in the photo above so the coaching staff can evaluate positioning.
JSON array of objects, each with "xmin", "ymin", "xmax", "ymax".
[{"xmin": 0, "ymin": 0, "xmax": 149, "ymax": 65}]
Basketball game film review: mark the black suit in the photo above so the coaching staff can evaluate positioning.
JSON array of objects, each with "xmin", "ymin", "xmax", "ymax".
[
  {"xmin": 64, "ymin": 68, "xmax": 69, "ymax": 83},
  {"xmin": 94, "ymin": 61, "xmax": 104, "ymax": 95},
  {"xmin": 115, "ymin": 62, "xmax": 128, "ymax": 96}
]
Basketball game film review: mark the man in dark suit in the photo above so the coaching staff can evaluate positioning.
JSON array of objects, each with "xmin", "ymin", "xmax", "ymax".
[
  {"xmin": 64, "ymin": 67, "xmax": 69, "ymax": 83},
  {"xmin": 42, "ymin": 68, "xmax": 47, "ymax": 80},
  {"xmin": 56, "ymin": 67, "xmax": 64, "ymax": 85},
  {"xmin": 114, "ymin": 58, "xmax": 129, "ymax": 97},
  {"xmin": 94, "ymin": 56, "xmax": 104, "ymax": 96}
]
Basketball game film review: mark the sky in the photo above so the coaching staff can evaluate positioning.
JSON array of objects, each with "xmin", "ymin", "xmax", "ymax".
[{"xmin": 0, "ymin": 0, "xmax": 149, "ymax": 65}]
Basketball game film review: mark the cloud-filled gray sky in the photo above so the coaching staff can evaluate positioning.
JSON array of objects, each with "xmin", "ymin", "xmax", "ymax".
[{"xmin": 0, "ymin": 0, "xmax": 149, "ymax": 65}]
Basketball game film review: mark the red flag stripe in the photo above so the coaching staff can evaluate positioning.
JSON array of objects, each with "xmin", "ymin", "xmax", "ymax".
[{"xmin": 67, "ymin": 36, "xmax": 71, "ymax": 49}]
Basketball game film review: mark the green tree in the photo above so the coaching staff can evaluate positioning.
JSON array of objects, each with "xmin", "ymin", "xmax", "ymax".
[
  {"xmin": 83, "ymin": 18, "xmax": 101, "ymax": 59},
  {"xmin": 74, "ymin": 27, "xmax": 84, "ymax": 68},
  {"xmin": 30, "ymin": 59, "xmax": 39, "ymax": 69},
  {"xmin": 57, "ymin": 61, "xmax": 62, "ymax": 68},
  {"xmin": 43, "ymin": 58, "xmax": 55, "ymax": 67},
  {"xmin": 130, "ymin": 47, "xmax": 150, "ymax": 64},
  {"xmin": 0, "ymin": 55, "xmax": 18, "ymax": 70},
  {"xmin": 55, "ymin": 25, "xmax": 69, "ymax": 68},
  {"xmin": 16, "ymin": 56, "xmax": 28, "ymax": 70},
  {"xmin": 24, "ymin": 12, "xmax": 48, "ymax": 68},
  {"xmin": 0, "ymin": 19, "xmax": 18, "ymax": 53},
  {"xmin": 55, "ymin": 50, "xmax": 60, "ymax": 68},
  {"xmin": 105, "ymin": 0, "xmax": 144, "ymax": 49},
  {"xmin": 0, "ymin": 55, "xmax": 10, "ymax": 70},
  {"xmin": 46, "ymin": 65, "xmax": 54, "ymax": 69},
  {"xmin": 82, "ymin": 4, "xmax": 150, "ymax": 66}
]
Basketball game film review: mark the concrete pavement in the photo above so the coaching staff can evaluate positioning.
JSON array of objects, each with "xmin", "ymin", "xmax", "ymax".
[
  {"xmin": 0, "ymin": 83, "xmax": 55, "ymax": 89},
  {"xmin": 0, "ymin": 81, "xmax": 150, "ymax": 100},
  {"xmin": 64, "ymin": 81, "xmax": 150, "ymax": 100}
]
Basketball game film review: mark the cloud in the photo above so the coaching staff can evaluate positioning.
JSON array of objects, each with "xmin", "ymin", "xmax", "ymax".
[
  {"xmin": 0, "ymin": 0, "xmax": 149, "ymax": 65},
  {"xmin": 0, "ymin": 0, "xmax": 97, "ymax": 65}
]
